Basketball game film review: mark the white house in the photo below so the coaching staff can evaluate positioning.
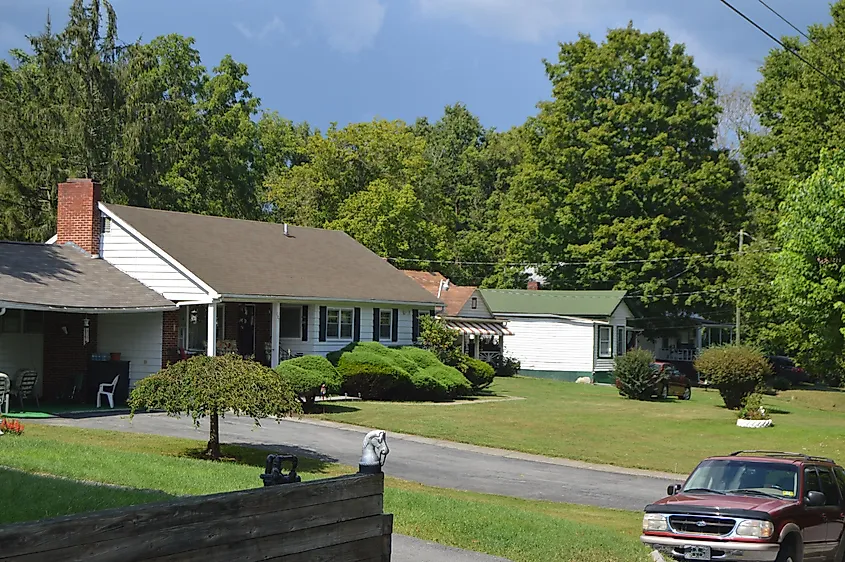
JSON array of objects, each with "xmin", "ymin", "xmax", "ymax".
[{"xmin": 480, "ymin": 288, "xmax": 636, "ymax": 384}]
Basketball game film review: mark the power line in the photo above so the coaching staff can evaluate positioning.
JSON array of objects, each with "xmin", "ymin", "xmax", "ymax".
[
  {"xmin": 717, "ymin": 0, "xmax": 845, "ymax": 93},
  {"xmin": 755, "ymin": 0, "xmax": 812, "ymax": 44}
]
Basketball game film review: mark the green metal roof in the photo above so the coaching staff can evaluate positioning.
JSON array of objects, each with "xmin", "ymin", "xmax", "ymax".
[{"xmin": 479, "ymin": 289, "xmax": 628, "ymax": 318}]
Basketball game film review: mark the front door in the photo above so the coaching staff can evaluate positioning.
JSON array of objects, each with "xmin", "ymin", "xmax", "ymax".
[{"xmin": 238, "ymin": 304, "xmax": 255, "ymax": 358}]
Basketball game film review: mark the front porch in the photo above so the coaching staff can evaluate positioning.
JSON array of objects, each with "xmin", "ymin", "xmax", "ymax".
[
  {"xmin": 646, "ymin": 323, "xmax": 735, "ymax": 362},
  {"xmin": 442, "ymin": 318, "xmax": 513, "ymax": 365}
]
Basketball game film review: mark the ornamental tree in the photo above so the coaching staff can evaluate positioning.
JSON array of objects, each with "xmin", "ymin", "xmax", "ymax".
[{"xmin": 129, "ymin": 354, "xmax": 301, "ymax": 459}]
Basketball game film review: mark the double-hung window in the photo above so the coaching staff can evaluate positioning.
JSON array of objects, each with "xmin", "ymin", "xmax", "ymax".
[
  {"xmin": 327, "ymin": 308, "xmax": 354, "ymax": 340},
  {"xmin": 616, "ymin": 326, "xmax": 626, "ymax": 356},
  {"xmin": 279, "ymin": 306, "xmax": 301, "ymax": 339},
  {"xmin": 379, "ymin": 309, "xmax": 393, "ymax": 340},
  {"xmin": 597, "ymin": 326, "xmax": 613, "ymax": 358},
  {"xmin": 182, "ymin": 304, "xmax": 224, "ymax": 351}
]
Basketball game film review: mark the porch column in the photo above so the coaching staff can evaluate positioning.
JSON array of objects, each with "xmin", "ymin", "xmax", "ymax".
[
  {"xmin": 206, "ymin": 303, "xmax": 217, "ymax": 357},
  {"xmin": 474, "ymin": 336, "xmax": 480, "ymax": 359},
  {"xmin": 271, "ymin": 302, "xmax": 280, "ymax": 368},
  {"xmin": 695, "ymin": 327, "xmax": 703, "ymax": 354}
]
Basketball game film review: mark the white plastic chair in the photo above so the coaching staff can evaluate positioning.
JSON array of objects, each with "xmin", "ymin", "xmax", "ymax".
[
  {"xmin": 97, "ymin": 375, "xmax": 120, "ymax": 408},
  {"xmin": 0, "ymin": 373, "xmax": 10, "ymax": 415}
]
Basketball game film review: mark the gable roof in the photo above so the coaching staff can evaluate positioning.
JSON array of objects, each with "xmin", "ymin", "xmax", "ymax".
[
  {"xmin": 0, "ymin": 242, "xmax": 176, "ymax": 312},
  {"xmin": 480, "ymin": 289, "xmax": 629, "ymax": 318},
  {"xmin": 103, "ymin": 204, "xmax": 440, "ymax": 306},
  {"xmin": 401, "ymin": 270, "xmax": 478, "ymax": 316}
]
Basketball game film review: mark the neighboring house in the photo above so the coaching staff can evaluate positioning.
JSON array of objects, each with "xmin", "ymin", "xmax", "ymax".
[
  {"xmin": 636, "ymin": 316, "xmax": 735, "ymax": 363},
  {"xmin": 480, "ymin": 288, "xmax": 637, "ymax": 384},
  {"xmin": 402, "ymin": 271, "xmax": 512, "ymax": 364},
  {"xmin": 1, "ymin": 178, "xmax": 440, "ymax": 400}
]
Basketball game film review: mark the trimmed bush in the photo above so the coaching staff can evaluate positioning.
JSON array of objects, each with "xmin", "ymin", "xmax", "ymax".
[
  {"xmin": 336, "ymin": 350, "xmax": 412, "ymax": 399},
  {"xmin": 613, "ymin": 349, "xmax": 658, "ymax": 400},
  {"xmin": 694, "ymin": 345, "xmax": 772, "ymax": 410},
  {"xmin": 461, "ymin": 357, "xmax": 495, "ymax": 390},
  {"xmin": 413, "ymin": 365, "xmax": 472, "ymax": 400},
  {"xmin": 395, "ymin": 346, "xmax": 443, "ymax": 370},
  {"xmin": 274, "ymin": 355, "xmax": 342, "ymax": 410},
  {"xmin": 494, "ymin": 355, "xmax": 521, "ymax": 377}
]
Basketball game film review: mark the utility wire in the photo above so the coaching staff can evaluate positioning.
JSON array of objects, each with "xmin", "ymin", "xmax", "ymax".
[
  {"xmin": 717, "ymin": 0, "xmax": 845, "ymax": 92},
  {"xmin": 755, "ymin": 0, "xmax": 813, "ymax": 44}
]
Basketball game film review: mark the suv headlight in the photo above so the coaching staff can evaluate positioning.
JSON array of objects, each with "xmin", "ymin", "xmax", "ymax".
[
  {"xmin": 735, "ymin": 519, "xmax": 774, "ymax": 539},
  {"xmin": 643, "ymin": 513, "xmax": 669, "ymax": 532}
]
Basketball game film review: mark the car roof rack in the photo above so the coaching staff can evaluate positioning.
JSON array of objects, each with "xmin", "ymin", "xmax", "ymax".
[{"xmin": 729, "ymin": 450, "xmax": 835, "ymax": 463}]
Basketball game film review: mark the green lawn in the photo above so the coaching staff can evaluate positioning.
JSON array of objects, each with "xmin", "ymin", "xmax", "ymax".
[
  {"xmin": 313, "ymin": 376, "xmax": 845, "ymax": 475},
  {"xmin": 0, "ymin": 424, "xmax": 649, "ymax": 562}
]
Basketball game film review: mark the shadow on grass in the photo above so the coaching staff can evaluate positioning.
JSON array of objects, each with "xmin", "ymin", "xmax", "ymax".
[
  {"xmin": 179, "ymin": 442, "xmax": 339, "ymax": 474},
  {"xmin": 766, "ymin": 408, "xmax": 791, "ymax": 415},
  {"xmin": 317, "ymin": 404, "xmax": 361, "ymax": 414}
]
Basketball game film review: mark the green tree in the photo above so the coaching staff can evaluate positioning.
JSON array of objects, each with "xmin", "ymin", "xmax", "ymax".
[
  {"xmin": 496, "ymin": 25, "xmax": 744, "ymax": 320},
  {"xmin": 775, "ymin": 149, "xmax": 845, "ymax": 384},
  {"xmin": 129, "ymin": 354, "xmax": 301, "ymax": 459}
]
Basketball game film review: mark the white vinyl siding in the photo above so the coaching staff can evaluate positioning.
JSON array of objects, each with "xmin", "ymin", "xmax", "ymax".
[
  {"xmin": 594, "ymin": 301, "xmax": 633, "ymax": 371},
  {"xmin": 456, "ymin": 291, "xmax": 494, "ymax": 319},
  {"xmin": 502, "ymin": 317, "xmax": 595, "ymax": 373},
  {"xmin": 99, "ymin": 218, "xmax": 210, "ymax": 301},
  {"xmin": 97, "ymin": 312, "xmax": 163, "ymax": 388}
]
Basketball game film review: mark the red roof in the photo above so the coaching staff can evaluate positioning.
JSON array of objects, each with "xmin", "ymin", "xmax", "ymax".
[{"xmin": 401, "ymin": 270, "xmax": 477, "ymax": 317}]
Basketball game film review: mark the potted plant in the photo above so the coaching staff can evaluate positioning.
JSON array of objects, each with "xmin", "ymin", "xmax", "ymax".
[{"xmin": 736, "ymin": 393, "xmax": 773, "ymax": 428}]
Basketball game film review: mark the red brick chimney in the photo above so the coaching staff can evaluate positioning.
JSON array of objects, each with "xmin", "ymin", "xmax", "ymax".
[
  {"xmin": 57, "ymin": 178, "xmax": 102, "ymax": 256},
  {"xmin": 527, "ymin": 280, "xmax": 540, "ymax": 290}
]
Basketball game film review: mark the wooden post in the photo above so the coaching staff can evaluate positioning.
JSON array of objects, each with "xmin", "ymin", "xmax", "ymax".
[{"xmin": 206, "ymin": 303, "xmax": 216, "ymax": 357}]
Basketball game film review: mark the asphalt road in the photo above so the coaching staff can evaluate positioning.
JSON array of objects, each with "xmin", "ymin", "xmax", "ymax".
[{"xmin": 41, "ymin": 411, "xmax": 676, "ymax": 561}]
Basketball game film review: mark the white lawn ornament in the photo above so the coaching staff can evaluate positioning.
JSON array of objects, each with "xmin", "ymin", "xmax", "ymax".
[
  {"xmin": 575, "ymin": 376, "xmax": 592, "ymax": 384},
  {"xmin": 359, "ymin": 430, "xmax": 389, "ymax": 474}
]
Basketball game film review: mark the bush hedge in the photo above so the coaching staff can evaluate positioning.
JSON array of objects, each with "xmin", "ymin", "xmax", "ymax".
[
  {"xmin": 694, "ymin": 344, "xmax": 771, "ymax": 410},
  {"xmin": 274, "ymin": 355, "xmax": 342, "ymax": 410},
  {"xmin": 461, "ymin": 357, "xmax": 495, "ymax": 390},
  {"xmin": 613, "ymin": 349, "xmax": 658, "ymax": 400}
]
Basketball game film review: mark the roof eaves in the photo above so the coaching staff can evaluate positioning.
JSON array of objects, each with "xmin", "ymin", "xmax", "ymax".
[{"xmin": 219, "ymin": 293, "xmax": 441, "ymax": 307}]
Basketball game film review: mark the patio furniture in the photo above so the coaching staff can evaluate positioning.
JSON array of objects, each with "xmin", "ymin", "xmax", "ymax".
[
  {"xmin": 97, "ymin": 374, "xmax": 120, "ymax": 408},
  {"xmin": 0, "ymin": 373, "xmax": 10, "ymax": 415},
  {"xmin": 11, "ymin": 370, "xmax": 39, "ymax": 409}
]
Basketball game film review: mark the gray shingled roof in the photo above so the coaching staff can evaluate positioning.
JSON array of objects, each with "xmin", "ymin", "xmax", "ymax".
[
  {"xmin": 105, "ymin": 204, "xmax": 442, "ymax": 305},
  {"xmin": 0, "ymin": 242, "xmax": 176, "ymax": 312}
]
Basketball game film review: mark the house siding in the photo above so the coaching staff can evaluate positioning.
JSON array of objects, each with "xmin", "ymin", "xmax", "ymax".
[
  {"xmin": 502, "ymin": 317, "xmax": 595, "ymax": 377},
  {"xmin": 593, "ymin": 303, "xmax": 634, "ymax": 375},
  {"xmin": 456, "ymin": 291, "xmax": 494, "ymax": 319},
  {"xmin": 99, "ymin": 219, "xmax": 210, "ymax": 301},
  {"xmin": 97, "ymin": 312, "xmax": 163, "ymax": 389}
]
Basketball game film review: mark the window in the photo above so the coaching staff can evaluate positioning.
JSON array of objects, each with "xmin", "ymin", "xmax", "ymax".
[
  {"xmin": 183, "ymin": 304, "xmax": 224, "ymax": 351},
  {"xmin": 327, "ymin": 308, "xmax": 354, "ymax": 340},
  {"xmin": 471, "ymin": 297, "xmax": 478, "ymax": 310},
  {"xmin": 804, "ymin": 466, "xmax": 822, "ymax": 497},
  {"xmin": 279, "ymin": 306, "xmax": 301, "ymax": 339},
  {"xmin": 597, "ymin": 326, "xmax": 612, "ymax": 358},
  {"xmin": 379, "ymin": 309, "xmax": 392, "ymax": 340},
  {"xmin": 616, "ymin": 326, "xmax": 626, "ymax": 356},
  {"xmin": 818, "ymin": 467, "xmax": 841, "ymax": 506}
]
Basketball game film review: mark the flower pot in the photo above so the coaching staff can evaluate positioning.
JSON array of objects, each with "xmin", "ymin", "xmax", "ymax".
[
  {"xmin": 736, "ymin": 418, "xmax": 773, "ymax": 428},
  {"xmin": 110, "ymin": 352, "xmax": 121, "ymax": 362}
]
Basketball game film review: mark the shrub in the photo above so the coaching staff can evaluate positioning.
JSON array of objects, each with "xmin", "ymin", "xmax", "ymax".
[
  {"xmin": 461, "ymin": 357, "xmax": 495, "ymax": 390},
  {"xmin": 413, "ymin": 365, "xmax": 472, "ymax": 400},
  {"xmin": 336, "ymin": 350, "xmax": 412, "ymax": 399},
  {"xmin": 395, "ymin": 346, "xmax": 443, "ymax": 370},
  {"xmin": 694, "ymin": 345, "xmax": 771, "ymax": 410},
  {"xmin": 613, "ymin": 349, "xmax": 658, "ymax": 400},
  {"xmin": 274, "ymin": 355, "xmax": 342, "ymax": 411},
  {"xmin": 738, "ymin": 393, "xmax": 770, "ymax": 421},
  {"xmin": 494, "ymin": 355, "xmax": 521, "ymax": 377},
  {"xmin": 0, "ymin": 417, "xmax": 24, "ymax": 435},
  {"xmin": 419, "ymin": 315, "xmax": 462, "ymax": 365},
  {"xmin": 769, "ymin": 376, "xmax": 791, "ymax": 392}
]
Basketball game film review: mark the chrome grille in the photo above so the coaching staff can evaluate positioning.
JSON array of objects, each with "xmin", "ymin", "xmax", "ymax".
[{"xmin": 668, "ymin": 515, "xmax": 736, "ymax": 536}]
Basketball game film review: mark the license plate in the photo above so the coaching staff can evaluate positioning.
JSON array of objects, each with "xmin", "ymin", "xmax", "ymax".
[{"xmin": 685, "ymin": 545, "xmax": 711, "ymax": 560}]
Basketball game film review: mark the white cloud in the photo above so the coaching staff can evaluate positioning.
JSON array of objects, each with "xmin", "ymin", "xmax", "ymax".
[
  {"xmin": 233, "ymin": 15, "xmax": 285, "ymax": 42},
  {"xmin": 311, "ymin": 0, "xmax": 387, "ymax": 53},
  {"xmin": 415, "ymin": 0, "xmax": 620, "ymax": 42}
]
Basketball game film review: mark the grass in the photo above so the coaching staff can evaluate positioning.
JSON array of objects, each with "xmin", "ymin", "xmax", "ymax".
[
  {"xmin": 313, "ymin": 376, "xmax": 845, "ymax": 474},
  {"xmin": 0, "ymin": 424, "xmax": 649, "ymax": 562}
]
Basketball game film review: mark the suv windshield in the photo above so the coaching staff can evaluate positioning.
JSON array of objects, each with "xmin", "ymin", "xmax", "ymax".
[{"xmin": 683, "ymin": 460, "xmax": 799, "ymax": 499}]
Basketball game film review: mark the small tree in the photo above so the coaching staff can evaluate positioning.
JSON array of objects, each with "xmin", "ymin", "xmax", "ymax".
[
  {"xmin": 694, "ymin": 345, "xmax": 771, "ymax": 410},
  {"xmin": 614, "ymin": 349, "xmax": 658, "ymax": 400},
  {"xmin": 129, "ymin": 354, "xmax": 301, "ymax": 459},
  {"xmin": 419, "ymin": 315, "xmax": 462, "ymax": 365}
]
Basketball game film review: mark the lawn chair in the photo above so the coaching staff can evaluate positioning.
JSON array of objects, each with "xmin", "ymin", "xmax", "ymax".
[
  {"xmin": 0, "ymin": 373, "xmax": 10, "ymax": 415},
  {"xmin": 11, "ymin": 369, "xmax": 39, "ymax": 409},
  {"xmin": 97, "ymin": 374, "xmax": 120, "ymax": 408}
]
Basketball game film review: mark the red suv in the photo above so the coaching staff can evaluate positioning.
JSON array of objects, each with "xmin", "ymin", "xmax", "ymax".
[{"xmin": 641, "ymin": 451, "xmax": 845, "ymax": 561}]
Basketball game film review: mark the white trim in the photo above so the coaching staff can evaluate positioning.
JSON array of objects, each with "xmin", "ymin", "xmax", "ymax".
[
  {"xmin": 0, "ymin": 300, "xmax": 176, "ymax": 313},
  {"xmin": 271, "ymin": 302, "xmax": 280, "ymax": 368},
  {"xmin": 597, "ymin": 325, "xmax": 613, "ymax": 358},
  {"xmin": 495, "ymin": 313, "xmax": 607, "ymax": 325},
  {"xmin": 45, "ymin": 234, "xmax": 57, "ymax": 244},
  {"xmin": 378, "ymin": 308, "xmax": 393, "ymax": 341},
  {"xmin": 220, "ymin": 293, "xmax": 439, "ymax": 307},
  {"xmin": 99, "ymin": 203, "xmax": 220, "ymax": 299},
  {"xmin": 326, "ymin": 307, "xmax": 355, "ymax": 341},
  {"xmin": 206, "ymin": 303, "xmax": 216, "ymax": 357}
]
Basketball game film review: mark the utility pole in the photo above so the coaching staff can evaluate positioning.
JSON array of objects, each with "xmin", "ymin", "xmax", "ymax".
[{"xmin": 736, "ymin": 229, "xmax": 744, "ymax": 345}]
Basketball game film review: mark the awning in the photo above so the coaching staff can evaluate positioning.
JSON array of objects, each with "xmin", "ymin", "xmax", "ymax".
[{"xmin": 445, "ymin": 319, "xmax": 514, "ymax": 336}]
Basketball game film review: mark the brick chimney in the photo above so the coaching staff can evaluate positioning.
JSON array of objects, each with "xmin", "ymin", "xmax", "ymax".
[
  {"xmin": 527, "ymin": 280, "xmax": 541, "ymax": 290},
  {"xmin": 57, "ymin": 178, "xmax": 102, "ymax": 256}
]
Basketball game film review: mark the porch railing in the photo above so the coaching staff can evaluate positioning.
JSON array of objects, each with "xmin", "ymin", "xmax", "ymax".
[
  {"xmin": 479, "ymin": 351, "xmax": 501, "ymax": 365},
  {"xmin": 655, "ymin": 348, "xmax": 698, "ymax": 362}
]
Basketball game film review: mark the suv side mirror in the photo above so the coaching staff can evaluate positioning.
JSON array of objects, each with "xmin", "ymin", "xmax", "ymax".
[
  {"xmin": 806, "ymin": 491, "xmax": 826, "ymax": 507},
  {"xmin": 667, "ymin": 484, "xmax": 682, "ymax": 496}
]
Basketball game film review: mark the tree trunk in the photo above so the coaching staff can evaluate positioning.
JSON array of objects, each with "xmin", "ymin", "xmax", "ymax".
[{"xmin": 207, "ymin": 411, "xmax": 221, "ymax": 460}]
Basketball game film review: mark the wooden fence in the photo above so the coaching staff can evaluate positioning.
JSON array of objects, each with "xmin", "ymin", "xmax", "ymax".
[{"xmin": 0, "ymin": 472, "xmax": 392, "ymax": 562}]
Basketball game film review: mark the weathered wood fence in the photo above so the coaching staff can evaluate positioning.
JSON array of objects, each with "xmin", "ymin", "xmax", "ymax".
[{"xmin": 0, "ymin": 472, "xmax": 392, "ymax": 562}]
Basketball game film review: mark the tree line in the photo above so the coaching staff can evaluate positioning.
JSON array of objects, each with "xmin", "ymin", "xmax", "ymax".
[{"xmin": 3, "ymin": 0, "xmax": 845, "ymax": 381}]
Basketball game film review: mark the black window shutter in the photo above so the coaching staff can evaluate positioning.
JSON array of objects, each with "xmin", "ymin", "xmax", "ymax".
[
  {"xmin": 301, "ymin": 305, "xmax": 309, "ymax": 342},
  {"xmin": 429, "ymin": 310, "xmax": 435, "ymax": 318},
  {"xmin": 372, "ymin": 308, "xmax": 380, "ymax": 341},
  {"xmin": 354, "ymin": 307, "xmax": 361, "ymax": 342},
  {"xmin": 412, "ymin": 309, "xmax": 419, "ymax": 342},
  {"xmin": 391, "ymin": 309, "xmax": 399, "ymax": 342},
  {"xmin": 319, "ymin": 306, "xmax": 327, "ymax": 342}
]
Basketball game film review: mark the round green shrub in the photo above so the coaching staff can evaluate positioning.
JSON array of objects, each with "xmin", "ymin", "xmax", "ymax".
[
  {"xmin": 613, "ymin": 349, "xmax": 658, "ymax": 400},
  {"xmin": 416, "ymin": 365, "xmax": 472, "ymax": 399},
  {"xmin": 274, "ymin": 355, "xmax": 342, "ymax": 410},
  {"xmin": 694, "ymin": 345, "xmax": 771, "ymax": 410},
  {"xmin": 494, "ymin": 355, "xmax": 521, "ymax": 377},
  {"xmin": 336, "ymin": 350, "xmax": 412, "ymax": 399},
  {"xmin": 396, "ymin": 346, "xmax": 443, "ymax": 370},
  {"xmin": 461, "ymin": 357, "xmax": 495, "ymax": 390}
]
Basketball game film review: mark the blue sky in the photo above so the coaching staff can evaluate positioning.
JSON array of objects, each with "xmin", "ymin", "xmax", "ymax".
[{"xmin": 0, "ymin": 0, "xmax": 834, "ymax": 131}]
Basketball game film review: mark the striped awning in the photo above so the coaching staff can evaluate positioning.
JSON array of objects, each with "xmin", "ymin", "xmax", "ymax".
[{"xmin": 444, "ymin": 319, "xmax": 514, "ymax": 336}]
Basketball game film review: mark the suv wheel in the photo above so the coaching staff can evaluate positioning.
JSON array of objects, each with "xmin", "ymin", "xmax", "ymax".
[
  {"xmin": 775, "ymin": 543, "xmax": 796, "ymax": 562},
  {"xmin": 659, "ymin": 384, "xmax": 669, "ymax": 399},
  {"xmin": 681, "ymin": 387, "xmax": 691, "ymax": 400}
]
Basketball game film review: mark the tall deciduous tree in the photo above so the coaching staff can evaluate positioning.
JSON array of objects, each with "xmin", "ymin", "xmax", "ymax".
[
  {"xmin": 497, "ymin": 25, "xmax": 744, "ymax": 320},
  {"xmin": 775, "ymin": 149, "xmax": 845, "ymax": 384}
]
